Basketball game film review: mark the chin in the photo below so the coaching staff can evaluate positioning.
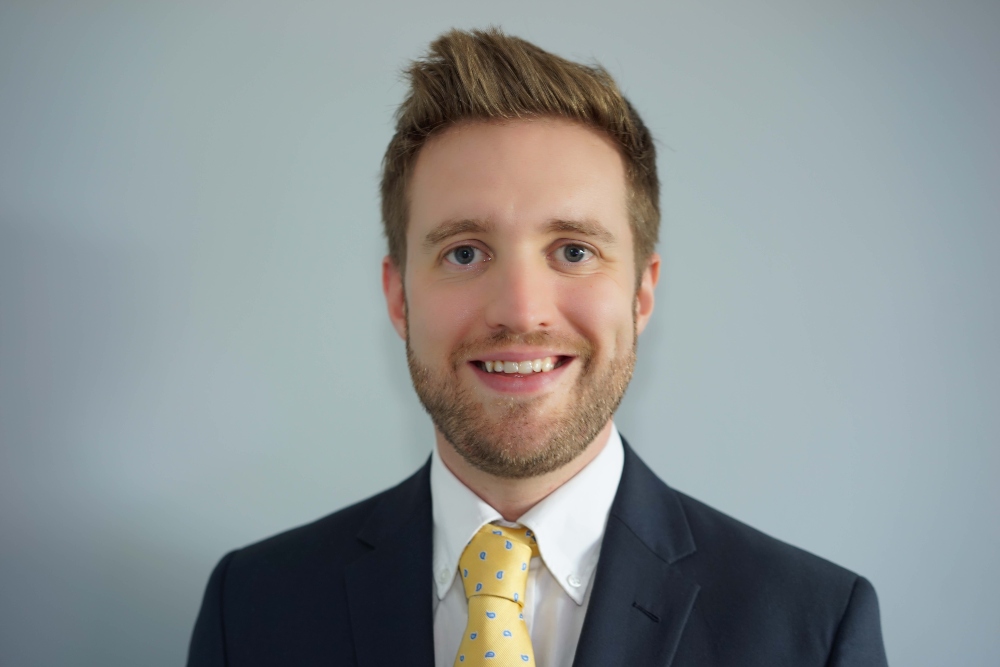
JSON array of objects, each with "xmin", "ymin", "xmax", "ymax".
[{"xmin": 441, "ymin": 407, "xmax": 605, "ymax": 480}]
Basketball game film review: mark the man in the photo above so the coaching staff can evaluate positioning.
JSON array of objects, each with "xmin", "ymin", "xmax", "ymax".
[{"xmin": 188, "ymin": 28, "xmax": 887, "ymax": 666}]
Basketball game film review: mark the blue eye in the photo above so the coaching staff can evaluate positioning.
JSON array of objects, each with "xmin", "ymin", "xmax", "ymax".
[
  {"xmin": 562, "ymin": 245, "xmax": 589, "ymax": 263},
  {"xmin": 446, "ymin": 245, "xmax": 483, "ymax": 266}
]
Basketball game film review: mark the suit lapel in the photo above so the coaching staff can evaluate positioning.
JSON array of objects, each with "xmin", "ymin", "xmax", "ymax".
[
  {"xmin": 342, "ymin": 442, "xmax": 698, "ymax": 666},
  {"xmin": 345, "ymin": 461, "xmax": 436, "ymax": 667},
  {"xmin": 572, "ymin": 441, "xmax": 700, "ymax": 667}
]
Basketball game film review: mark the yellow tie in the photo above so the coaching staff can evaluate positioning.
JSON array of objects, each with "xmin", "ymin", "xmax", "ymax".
[{"xmin": 453, "ymin": 524, "xmax": 540, "ymax": 666}]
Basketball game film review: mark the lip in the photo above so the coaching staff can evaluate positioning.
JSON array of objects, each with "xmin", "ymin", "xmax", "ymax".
[{"xmin": 468, "ymin": 357, "xmax": 574, "ymax": 395}]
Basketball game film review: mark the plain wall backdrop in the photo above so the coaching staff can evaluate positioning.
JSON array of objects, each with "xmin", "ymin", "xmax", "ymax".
[{"xmin": 1, "ymin": 0, "xmax": 997, "ymax": 665}]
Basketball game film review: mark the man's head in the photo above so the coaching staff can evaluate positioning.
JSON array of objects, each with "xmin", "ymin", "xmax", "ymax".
[
  {"xmin": 381, "ymin": 28, "xmax": 659, "ymax": 278},
  {"xmin": 381, "ymin": 29, "xmax": 660, "ymax": 479}
]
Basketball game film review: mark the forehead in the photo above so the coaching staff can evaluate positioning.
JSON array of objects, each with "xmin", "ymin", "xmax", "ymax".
[{"xmin": 407, "ymin": 118, "xmax": 629, "ymax": 243}]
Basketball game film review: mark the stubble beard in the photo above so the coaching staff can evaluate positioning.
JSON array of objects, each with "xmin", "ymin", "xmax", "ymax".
[{"xmin": 406, "ymin": 313, "xmax": 637, "ymax": 480}]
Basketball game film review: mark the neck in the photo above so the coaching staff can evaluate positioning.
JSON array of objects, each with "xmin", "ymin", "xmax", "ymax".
[{"xmin": 435, "ymin": 421, "xmax": 614, "ymax": 522}]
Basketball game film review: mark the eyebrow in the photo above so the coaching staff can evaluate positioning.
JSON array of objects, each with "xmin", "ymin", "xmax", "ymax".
[
  {"xmin": 422, "ymin": 218, "xmax": 495, "ymax": 249},
  {"xmin": 421, "ymin": 216, "xmax": 617, "ymax": 249},
  {"xmin": 545, "ymin": 218, "xmax": 617, "ymax": 245}
]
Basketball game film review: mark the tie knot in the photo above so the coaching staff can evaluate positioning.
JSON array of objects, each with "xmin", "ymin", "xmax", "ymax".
[{"xmin": 458, "ymin": 524, "xmax": 538, "ymax": 605}]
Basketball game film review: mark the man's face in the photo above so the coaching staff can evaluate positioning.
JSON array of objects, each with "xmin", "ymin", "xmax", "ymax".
[{"xmin": 383, "ymin": 118, "xmax": 658, "ymax": 478}]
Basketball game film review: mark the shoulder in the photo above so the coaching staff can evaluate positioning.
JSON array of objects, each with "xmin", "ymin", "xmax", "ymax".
[
  {"xmin": 188, "ymin": 463, "xmax": 432, "ymax": 663},
  {"xmin": 618, "ymin": 441, "xmax": 861, "ymax": 594},
  {"xmin": 668, "ymin": 490, "xmax": 886, "ymax": 664},
  {"xmin": 662, "ymin": 479, "xmax": 879, "ymax": 659},
  {"xmin": 617, "ymin": 442, "xmax": 875, "ymax": 649},
  {"xmin": 673, "ymin": 488, "xmax": 858, "ymax": 592},
  {"xmin": 220, "ymin": 461, "xmax": 431, "ymax": 588}
]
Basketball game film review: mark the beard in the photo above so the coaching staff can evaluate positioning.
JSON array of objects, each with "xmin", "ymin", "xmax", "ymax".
[{"xmin": 406, "ymin": 314, "xmax": 637, "ymax": 480}]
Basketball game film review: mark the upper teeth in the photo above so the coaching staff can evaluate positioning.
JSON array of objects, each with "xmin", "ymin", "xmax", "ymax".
[{"xmin": 484, "ymin": 357, "xmax": 557, "ymax": 374}]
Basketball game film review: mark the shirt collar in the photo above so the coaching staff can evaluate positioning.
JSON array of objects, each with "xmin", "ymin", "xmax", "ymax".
[{"xmin": 430, "ymin": 424, "xmax": 625, "ymax": 604}]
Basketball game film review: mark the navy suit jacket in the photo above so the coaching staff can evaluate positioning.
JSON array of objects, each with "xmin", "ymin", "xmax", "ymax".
[{"xmin": 188, "ymin": 440, "xmax": 888, "ymax": 666}]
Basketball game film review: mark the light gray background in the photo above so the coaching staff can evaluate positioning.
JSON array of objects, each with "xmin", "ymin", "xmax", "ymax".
[{"xmin": 1, "ymin": 0, "xmax": 997, "ymax": 665}]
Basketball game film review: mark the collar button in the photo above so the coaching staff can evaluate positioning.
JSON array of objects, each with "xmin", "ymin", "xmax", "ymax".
[{"xmin": 567, "ymin": 574, "xmax": 582, "ymax": 588}]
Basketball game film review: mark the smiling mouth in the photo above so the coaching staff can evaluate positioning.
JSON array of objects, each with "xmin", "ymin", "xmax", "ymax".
[{"xmin": 471, "ymin": 356, "xmax": 572, "ymax": 374}]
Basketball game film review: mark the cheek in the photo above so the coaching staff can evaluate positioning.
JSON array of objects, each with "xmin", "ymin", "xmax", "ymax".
[
  {"xmin": 406, "ymin": 280, "xmax": 483, "ymax": 354},
  {"xmin": 559, "ymin": 279, "xmax": 635, "ymax": 353}
]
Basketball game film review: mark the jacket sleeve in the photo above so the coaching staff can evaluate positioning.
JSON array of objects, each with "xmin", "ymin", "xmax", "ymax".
[
  {"xmin": 825, "ymin": 576, "xmax": 889, "ymax": 667},
  {"xmin": 187, "ymin": 551, "xmax": 237, "ymax": 667}
]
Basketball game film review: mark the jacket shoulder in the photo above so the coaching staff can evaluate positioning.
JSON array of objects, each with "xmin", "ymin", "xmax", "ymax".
[
  {"xmin": 618, "ymin": 441, "xmax": 860, "ymax": 593},
  {"xmin": 667, "ymin": 490, "xmax": 886, "ymax": 664},
  {"xmin": 188, "ymin": 462, "xmax": 432, "ymax": 665},
  {"xmin": 669, "ymin": 487, "xmax": 879, "ymax": 659},
  {"xmin": 228, "ymin": 461, "xmax": 431, "ymax": 575},
  {"xmin": 674, "ymin": 489, "xmax": 859, "ymax": 590}
]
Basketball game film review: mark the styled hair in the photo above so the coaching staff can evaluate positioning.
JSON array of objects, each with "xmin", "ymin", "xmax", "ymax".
[{"xmin": 380, "ymin": 27, "xmax": 659, "ymax": 276}]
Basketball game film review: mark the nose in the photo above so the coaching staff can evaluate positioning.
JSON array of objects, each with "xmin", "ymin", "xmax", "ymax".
[{"xmin": 483, "ymin": 253, "xmax": 556, "ymax": 334}]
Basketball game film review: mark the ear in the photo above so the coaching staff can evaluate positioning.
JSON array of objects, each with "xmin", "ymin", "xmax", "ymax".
[
  {"xmin": 635, "ymin": 252, "xmax": 660, "ymax": 336},
  {"xmin": 382, "ymin": 256, "xmax": 407, "ymax": 340}
]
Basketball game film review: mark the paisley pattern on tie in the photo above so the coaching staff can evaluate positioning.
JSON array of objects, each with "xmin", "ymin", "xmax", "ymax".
[{"xmin": 454, "ymin": 524, "xmax": 539, "ymax": 666}]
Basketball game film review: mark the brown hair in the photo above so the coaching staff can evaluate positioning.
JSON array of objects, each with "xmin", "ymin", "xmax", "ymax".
[{"xmin": 380, "ymin": 27, "xmax": 659, "ymax": 277}]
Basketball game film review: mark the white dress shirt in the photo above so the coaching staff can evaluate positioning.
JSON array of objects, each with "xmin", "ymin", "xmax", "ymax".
[{"xmin": 430, "ymin": 425, "xmax": 625, "ymax": 667}]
